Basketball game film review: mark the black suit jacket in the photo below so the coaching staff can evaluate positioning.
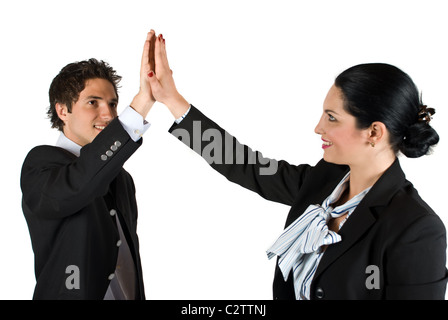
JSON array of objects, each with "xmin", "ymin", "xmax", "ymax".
[
  {"xmin": 21, "ymin": 118, "xmax": 145, "ymax": 299},
  {"xmin": 169, "ymin": 105, "xmax": 448, "ymax": 300}
]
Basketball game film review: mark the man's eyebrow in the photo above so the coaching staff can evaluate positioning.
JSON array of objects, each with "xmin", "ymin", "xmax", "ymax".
[{"xmin": 85, "ymin": 95, "xmax": 118, "ymax": 102}]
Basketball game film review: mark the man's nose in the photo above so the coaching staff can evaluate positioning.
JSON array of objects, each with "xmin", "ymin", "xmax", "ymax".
[{"xmin": 99, "ymin": 103, "xmax": 114, "ymax": 121}]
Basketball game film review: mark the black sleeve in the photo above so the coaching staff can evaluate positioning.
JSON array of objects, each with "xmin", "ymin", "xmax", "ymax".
[
  {"xmin": 168, "ymin": 105, "xmax": 313, "ymax": 206},
  {"xmin": 20, "ymin": 118, "xmax": 142, "ymax": 219}
]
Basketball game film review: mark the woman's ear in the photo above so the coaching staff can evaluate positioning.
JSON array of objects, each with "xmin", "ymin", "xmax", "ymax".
[{"xmin": 368, "ymin": 121, "xmax": 388, "ymax": 146}]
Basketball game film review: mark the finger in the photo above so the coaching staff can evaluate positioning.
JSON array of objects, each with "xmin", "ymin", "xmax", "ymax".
[
  {"xmin": 148, "ymin": 30, "xmax": 156, "ymax": 74},
  {"xmin": 146, "ymin": 70, "xmax": 161, "ymax": 94},
  {"xmin": 154, "ymin": 34, "xmax": 170, "ymax": 75},
  {"xmin": 141, "ymin": 30, "xmax": 155, "ymax": 72},
  {"xmin": 160, "ymin": 34, "xmax": 170, "ymax": 69}
]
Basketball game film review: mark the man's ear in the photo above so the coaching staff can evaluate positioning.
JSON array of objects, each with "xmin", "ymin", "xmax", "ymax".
[{"xmin": 56, "ymin": 103, "xmax": 69, "ymax": 122}]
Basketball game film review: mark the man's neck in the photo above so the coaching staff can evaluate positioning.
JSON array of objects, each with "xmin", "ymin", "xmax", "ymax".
[{"xmin": 55, "ymin": 131, "xmax": 82, "ymax": 157}]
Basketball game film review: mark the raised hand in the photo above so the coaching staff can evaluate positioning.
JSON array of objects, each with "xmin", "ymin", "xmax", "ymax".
[
  {"xmin": 130, "ymin": 30, "xmax": 157, "ymax": 119},
  {"xmin": 147, "ymin": 33, "xmax": 190, "ymax": 119}
]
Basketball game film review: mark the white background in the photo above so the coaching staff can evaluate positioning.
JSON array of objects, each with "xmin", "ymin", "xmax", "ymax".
[{"xmin": 1, "ymin": 0, "xmax": 447, "ymax": 300}]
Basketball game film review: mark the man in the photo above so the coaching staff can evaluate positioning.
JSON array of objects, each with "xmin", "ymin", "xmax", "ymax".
[{"xmin": 20, "ymin": 31, "xmax": 161, "ymax": 299}]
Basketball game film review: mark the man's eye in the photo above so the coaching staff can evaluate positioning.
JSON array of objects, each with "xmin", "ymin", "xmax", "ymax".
[
  {"xmin": 110, "ymin": 103, "xmax": 118, "ymax": 108},
  {"xmin": 328, "ymin": 114, "xmax": 336, "ymax": 121},
  {"xmin": 88, "ymin": 100, "xmax": 96, "ymax": 106}
]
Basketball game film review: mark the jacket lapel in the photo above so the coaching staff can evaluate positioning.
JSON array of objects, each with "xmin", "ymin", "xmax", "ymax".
[{"xmin": 313, "ymin": 158, "xmax": 406, "ymax": 279}]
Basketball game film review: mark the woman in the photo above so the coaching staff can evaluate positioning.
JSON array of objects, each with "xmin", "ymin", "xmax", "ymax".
[{"xmin": 147, "ymin": 33, "xmax": 447, "ymax": 299}]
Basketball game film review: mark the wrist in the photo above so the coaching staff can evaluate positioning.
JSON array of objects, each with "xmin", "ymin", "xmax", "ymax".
[
  {"xmin": 166, "ymin": 94, "xmax": 190, "ymax": 119},
  {"xmin": 130, "ymin": 93, "xmax": 155, "ymax": 119}
]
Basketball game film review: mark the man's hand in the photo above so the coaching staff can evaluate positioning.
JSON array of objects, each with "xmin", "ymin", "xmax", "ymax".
[
  {"xmin": 130, "ymin": 30, "xmax": 157, "ymax": 119},
  {"xmin": 147, "ymin": 33, "xmax": 190, "ymax": 119}
]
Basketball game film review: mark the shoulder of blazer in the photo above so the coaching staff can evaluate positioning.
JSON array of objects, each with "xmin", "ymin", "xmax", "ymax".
[
  {"xmin": 358, "ymin": 158, "xmax": 444, "ymax": 238},
  {"xmin": 23, "ymin": 145, "xmax": 76, "ymax": 167},
  {"xmin": 20, "ymin": 145, "xmax": 77, "ymax": 194},
  {"xmin": 375, "ymin": 174, "xmax": 443, "ymax": 233}
]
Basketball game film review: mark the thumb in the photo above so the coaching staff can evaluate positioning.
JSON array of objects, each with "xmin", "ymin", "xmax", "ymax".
[
  {"xmin": 147, "ymin": 71, "xmax": 159, "ymax": 87},
  {"xmin": 147, "ymin": 70, "xmax": 163, "ymax": 99}
]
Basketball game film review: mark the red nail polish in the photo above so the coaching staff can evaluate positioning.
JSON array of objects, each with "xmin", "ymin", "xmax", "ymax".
[{"xmin": 148, "ymin": 71, "xmax": 154, "ymax": 77}]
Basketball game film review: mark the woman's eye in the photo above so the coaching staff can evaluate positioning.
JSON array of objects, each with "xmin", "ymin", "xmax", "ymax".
[
  {"xmin": 88, "ymin": 100, "xmax": 96, "ymax": 106},
  {"xmin": 328, "ymin": 114, "xmax": 336, "ymax": 121}
]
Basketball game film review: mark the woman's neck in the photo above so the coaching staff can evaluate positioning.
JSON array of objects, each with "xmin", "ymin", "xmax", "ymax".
[{"xmin": 347, "ymin": 152, "xmax": 396, "ymax": 200}]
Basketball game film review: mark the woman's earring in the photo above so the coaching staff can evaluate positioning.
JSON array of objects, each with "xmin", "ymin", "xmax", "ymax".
[{"xmin": 370, "ymin": 142, "xmax": 375, "ymax": 147}]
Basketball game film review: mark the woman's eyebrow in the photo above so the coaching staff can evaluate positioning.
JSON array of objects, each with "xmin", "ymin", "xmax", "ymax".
[{"xmin": 324, "ymin": 109, "xmax": 340, "ymax": 115}]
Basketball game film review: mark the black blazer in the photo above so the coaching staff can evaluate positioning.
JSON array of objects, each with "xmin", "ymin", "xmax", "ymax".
[
  {"xmin": 21, "ymin": 118, "xmax": 145, "ymax": 299},
  {"xmin": 169, "ymin": 105, "xmax": 448, "ymax": 300}
]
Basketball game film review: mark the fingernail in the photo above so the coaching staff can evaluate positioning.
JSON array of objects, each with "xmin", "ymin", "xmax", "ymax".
[{"xmin": 148, "ymin": 71, "xmax": 154, "ymax": 78}]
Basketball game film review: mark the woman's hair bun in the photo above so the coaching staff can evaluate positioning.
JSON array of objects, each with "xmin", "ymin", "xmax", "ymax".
[{"xmin": 399, "ymin": 120, "xmax": 439, "ymax": 158}]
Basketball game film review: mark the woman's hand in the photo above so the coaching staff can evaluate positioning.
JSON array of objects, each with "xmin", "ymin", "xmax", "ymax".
[{"xmin": 147, "ymin": 33, "xmax": 190, "ymax": 119}]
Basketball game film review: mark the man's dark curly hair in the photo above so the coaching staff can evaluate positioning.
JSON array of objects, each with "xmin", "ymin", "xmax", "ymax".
[{"xmin": 47, "ymin": 58, "xmax": 122, "ymax": 131}]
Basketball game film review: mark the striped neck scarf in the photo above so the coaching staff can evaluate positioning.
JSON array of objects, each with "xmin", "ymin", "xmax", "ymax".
[{"xmin": 266, "ymin": 172, "xmax": 371, "ymax": 299}]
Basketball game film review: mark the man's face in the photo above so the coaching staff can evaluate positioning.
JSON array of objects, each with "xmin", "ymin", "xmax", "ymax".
[{"xmin": 57, "ymin": 78, "xmax": 118, "ymax": 146}]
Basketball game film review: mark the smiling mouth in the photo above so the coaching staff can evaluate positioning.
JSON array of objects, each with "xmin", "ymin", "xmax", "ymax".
[
  {"xmin": 94, "ymin": 125, "xmax": 107, "ymax": 130},
  {"xmin": 322, "ymin": 139, "xmax": 333, "ymax": 149}
]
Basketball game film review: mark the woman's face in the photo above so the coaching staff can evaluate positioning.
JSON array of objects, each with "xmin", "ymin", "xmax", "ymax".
[{"xmin": 314, "ymin": 85, "xmax": 372, "ymax": 166}]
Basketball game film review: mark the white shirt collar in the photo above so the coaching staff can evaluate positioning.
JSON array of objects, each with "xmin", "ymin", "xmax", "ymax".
[{"xmin": 56, "ymin": 132, "xmax": 82, "ymax": 157}]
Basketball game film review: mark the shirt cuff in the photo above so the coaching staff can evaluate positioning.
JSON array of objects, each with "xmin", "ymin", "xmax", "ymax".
[
  {"xmin": 175, "ymin": 105, "xmax": 192, "ymax": 124},
  {"xmin": 118, "ymin": 106, "xmax": 151, "ymax": 142}
]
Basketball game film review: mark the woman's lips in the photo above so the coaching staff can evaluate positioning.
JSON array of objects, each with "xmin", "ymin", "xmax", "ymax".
[{"xmin": 322, "ymin": 138, "xmax": 333, "ymax": 149}]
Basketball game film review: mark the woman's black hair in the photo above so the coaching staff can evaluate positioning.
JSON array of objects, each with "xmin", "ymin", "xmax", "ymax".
[{"xmin": 334, "ymin": 63, "xmax": 439, "ymax": 158}]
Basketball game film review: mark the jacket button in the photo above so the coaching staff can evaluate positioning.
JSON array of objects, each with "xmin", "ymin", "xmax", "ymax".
[
  {"xmin": 315, "ymin": 287, "xmax": 324, "ymax": 299},
  {"xmin": 108, "ymin": 273, "xmax": 115, "ymax": 280},
  {"xmin": 101, "ymin": 154, "xmax": 108, "ymax": 161}
]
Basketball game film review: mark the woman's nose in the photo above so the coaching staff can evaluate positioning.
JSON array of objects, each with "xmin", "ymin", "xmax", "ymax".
[{"xmin": 314, "ymin": 116, "xmax": 324, "ymax": 135}]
